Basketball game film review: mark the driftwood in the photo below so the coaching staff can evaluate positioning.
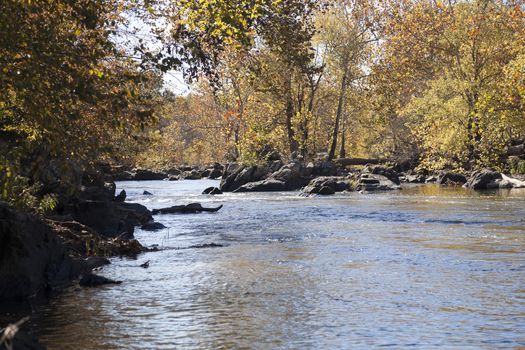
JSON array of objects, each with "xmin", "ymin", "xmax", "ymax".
[
  {"xmin": 152, "ymin": 203, "xmax": 223, "ymax": 215},
  {"xmin": 335, "ymin": 157, "xmax": 389, "ymax": 166}
]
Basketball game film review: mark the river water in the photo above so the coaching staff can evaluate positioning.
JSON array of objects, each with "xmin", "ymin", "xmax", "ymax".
[{"xmin": 30, "ymin": 180, "xmax": 525, "ymax": 348}]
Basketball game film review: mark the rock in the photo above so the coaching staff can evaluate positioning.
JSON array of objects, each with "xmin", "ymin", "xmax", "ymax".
[
  {"xmin": 188, "ymin": 243, "xmax": 224, "ymax": 249},
  {"xmin": 357, "ymin": 174, "xmax": 400, "ymax": 191},
  {"xmin": 318, "ymin": 186, "xmax": 336, "ymax": 195},
  {"xmin": 200, "ymin": 169, "xmax": 211, "ymax": 177},
  {"xmin": 143, "ymin": 190, "xmax": 153, "ymax": 195},
  {"xmin": 71, "ymin": 201, "xmax": 152, "ymax": 238},
  {"xmin": 207, "ymin": 168, "xmax": 223, "ymax": 179},
  {"xmin": 364, "ymin": 165, "xmax": 400, "ymax": 185},
  {"xmin": 181, "ymin": 169, "xmax": 202, "ymax": 180},
  {"xmin": 437, "ymin": 171, "xmax": 467, "ymax": 185},
  {"xmin": 220, "ymin": 165, "xmax": 270, "ymax": 192},
  {"xmin": 0, "ymin": 202, "xmax": 79, "ymax": 300},
  {"xmin": 114, "ymin": 189, "xmax": 126, "ymax": 202},
  {"xmin": 234, "ymin": 179, "xmax": 286, "ymax": 192},
  {"xmin": 403, "ymin": 174, "xmax": 426, "ymax": 183},
  {"xmin": 152, "ymin": 203, "xmax": 223, "ymax": 215},
  {"xmin": 268, "ymin": 160, "xmax": 284, "ymax": 173},
  {"xmin": 47, "ymin": 219, "xmax": 146, "ymax": 257},
  {"xmin": 79, "ymin": 273, "xmax": 122, "ymax": 287},
  {"xmin": 507, "ymin": 143, "xmax": 524, "ymax": 156},
  {"xmin": 425, "ymin": 175, "xmax": 438, "ymax": 183},
  {"xmin": 140, "ymin": 222, "xmax": 167, "ymax": 231},
  {"xmin": 167, "ymin": 168, "xmax": 181, "ymax": 176},
  {"xmin": 132, "ymin": 169, "xmax": 167, "ymax": 181},
  {"xmin": 202, "ymin": 187, "xmax": 223, "ymax": 195},
  {"xmin": 270, "ymin": 160, "xmax": 309, "ymax": 190},
  {"xmin": 500, "ymin": 174, "xmax": 525, "ymax": 188},
  {"xmin": 168, "ymin": 175, "xmax": 179, "ymax": 181},
  {"xmin": 464, "ymin": 169, "xmax": 525, "ymax": 189},
  {"xmin": 464, "ymin": 169, "xmax": 502, "ymax": 189},
  {"xmin": 302, "ymin": 176, "xmax": 352, "ymax": 195},
  {"xmin": 83, "ymin": 257, "xmax": 110, "ymax": 271},
  {"xmin": 112, "ymin": 170, "xmax": 135, "ymax": 181}
]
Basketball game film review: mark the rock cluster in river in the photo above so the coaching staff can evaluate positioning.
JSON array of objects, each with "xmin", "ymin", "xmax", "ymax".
[{"xmin": 104, "ymin": 162, "xmax": 225, "ymax": 182}]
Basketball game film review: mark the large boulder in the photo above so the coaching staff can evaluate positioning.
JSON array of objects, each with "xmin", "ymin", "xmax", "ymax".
[
  {"xmin": 70, "ymin": 201, "xmax": 152, "ymax": 238},
  {"xmin": 364, "ymin": 165, "xmax": 400, "ymax": 185},
  {"xmin": 356, "ymin": 174, "xmax": 400, "ymax": 191},
  {"xmin": 270, "ymin": 160, "xmax": 310, "ymax": 190},
  {"xmin": 220, "ymin": 164, "xmax": 270, "ymax": 192},
  {"xmin": 0, "ymin": 202, "xmax": 79, "ymax": 301},
  {"xmin": 437, "ymin": 171, "xmax": 467, "ymax": 185},
  {"xmin": 302, "ymin": 176, "xmax": 352, "ymax": 195},
  {"xmin": 203, "ymin": 163, "xmax": 224, "ymax": 179},
  {"xmin": 131, "ymin": 169, "xmax": 167, "ymax": 181},
  {"xmin": 465, "ymin": 169, "xmax": 525, "ymax": 189},
  {"xmin": 464, "ymin": 169, "xmax": 502, "ymax": 189},
  {"xmin": 181, "ymin": 169, "xmax": 202, "ymax": 180},
  {"xmin": 234, "ymin": 179, "xmax": 286, "ymax": 192}
]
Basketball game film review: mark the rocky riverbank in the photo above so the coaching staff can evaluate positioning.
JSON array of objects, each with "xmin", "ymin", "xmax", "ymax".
[
  {"xmin": 0, "ymin": 166, "xmax": 167, "ymax": 349},
  {"xmin": 215, "ymin": 157, "xmax": 525, "ymax": 196}
]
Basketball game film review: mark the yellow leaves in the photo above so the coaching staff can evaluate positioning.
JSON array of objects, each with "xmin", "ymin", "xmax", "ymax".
[{"xmin": 88, "ymin": 68, "xmax": 104, "ymax": 78}]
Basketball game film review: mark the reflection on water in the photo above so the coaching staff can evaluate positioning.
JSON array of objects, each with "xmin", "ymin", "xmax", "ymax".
[{"xmin": 25, "ymin": 182, "xmax": 525, "ymax": 348}]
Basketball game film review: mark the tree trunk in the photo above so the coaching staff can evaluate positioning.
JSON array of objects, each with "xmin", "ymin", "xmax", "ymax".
[
  {"xmin": 339, "ymin": 112, "xmax": 346, "ymax": 158},
  {"xmin": 286, "ymin": 82, "xmax": 298, "ymax": 155},
  {"xmin": 328, "ymin": 72, "xmax": 347, "ymax": 161}
]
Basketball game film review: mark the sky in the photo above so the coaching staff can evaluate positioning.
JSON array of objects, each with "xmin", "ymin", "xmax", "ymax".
[{"xmin": 115, "ymin": 9, "xmax": 191, "ymax": 95}]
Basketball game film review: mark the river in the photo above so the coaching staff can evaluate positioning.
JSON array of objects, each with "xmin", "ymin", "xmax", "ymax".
[{"xmin": 30, "ymin": 180, "xmax": 525, "ymax": 348}]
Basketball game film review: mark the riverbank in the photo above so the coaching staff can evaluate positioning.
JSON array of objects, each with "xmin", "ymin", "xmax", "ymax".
[{"xmin": 0, "ymin": 167, "xmax": 163, "ymax": 349}]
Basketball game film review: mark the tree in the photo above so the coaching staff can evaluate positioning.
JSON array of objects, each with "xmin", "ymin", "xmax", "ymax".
[{"xmin": 316, "ymin": 0, "xmax": 379, "ymax": 160}]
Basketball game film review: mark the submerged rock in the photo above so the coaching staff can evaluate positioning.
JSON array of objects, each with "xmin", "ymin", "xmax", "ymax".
[
  {"xmin": 140, "ymin": 222, "xmax": 167, "ymax": 231},
  {"xmin": 79, "ymin": 273, "xmax": 122, "ymax": 287},
  {"xmin": 188, "ymin": 243, "xmax": 224, "ymax": 249},
  {"xmin": 152, "ymin": 203, "xmax": 223, "ymax": 215},
  {"xmin": 202, "ymin": 187, "xmax": 223, "ymax": 195}
]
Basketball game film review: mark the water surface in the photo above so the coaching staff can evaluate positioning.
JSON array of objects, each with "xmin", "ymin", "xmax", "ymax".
[{"xmin": 32, "ymin": 181, "xmax": 525, "ymax": 348}]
